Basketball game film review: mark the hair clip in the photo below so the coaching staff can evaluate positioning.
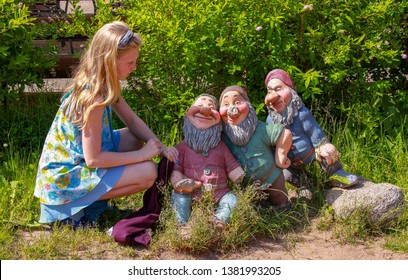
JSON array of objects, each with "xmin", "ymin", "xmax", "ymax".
[{"xmin": 118, "ymin": 30, "xmax": 134, "ymax": 48}]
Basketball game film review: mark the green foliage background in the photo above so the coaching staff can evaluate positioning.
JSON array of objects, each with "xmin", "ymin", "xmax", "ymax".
[
  {"xmin": 0, "ymin": 0, "xmax": 57, "ymax": 101},
  {"xmin": 117, "ymin": 0, "xmax": 407, "ymax": 140},
  {"xmin": 1, "ymin": 0, "xmax": 407, "ymax": 140}
]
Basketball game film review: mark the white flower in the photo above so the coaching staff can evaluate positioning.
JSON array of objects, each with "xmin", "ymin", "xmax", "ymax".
[{"xmin": 303, "ymin": 4, "xmax": 314, "ymax": 11}]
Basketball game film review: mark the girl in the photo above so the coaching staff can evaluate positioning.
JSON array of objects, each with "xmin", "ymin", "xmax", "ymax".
[{"xmin": 34, "ymin": 21, "xmax": 178, "ymax": 226}]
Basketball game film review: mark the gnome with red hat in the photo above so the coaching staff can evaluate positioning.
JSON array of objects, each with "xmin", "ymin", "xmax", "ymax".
[{"xmin": 264, "ymin": 69, "xmax": 361, "ymax": 199}]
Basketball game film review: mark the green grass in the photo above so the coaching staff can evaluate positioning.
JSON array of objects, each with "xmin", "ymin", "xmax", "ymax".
[{"xmin": 0, "ymin": 91, "xmax": 407, "ymax": 259}]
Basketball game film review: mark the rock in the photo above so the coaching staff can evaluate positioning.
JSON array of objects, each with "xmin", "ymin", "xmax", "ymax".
[{"xmin": 325, "ymin": 180, "xmax": 406, "ymax": 227}]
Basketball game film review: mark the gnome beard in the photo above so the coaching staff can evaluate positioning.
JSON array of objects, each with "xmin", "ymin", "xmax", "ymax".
[
  {"xmin": 222, "ymin": 103, "xmax": 258, "ymax": 146},
  {"xmin": 183, "ymin": 116, "xmax": 222, "ymax": 153},
  {"xmin": 267, "ymin": 88, "xmax": 304, "ymax": 127}
]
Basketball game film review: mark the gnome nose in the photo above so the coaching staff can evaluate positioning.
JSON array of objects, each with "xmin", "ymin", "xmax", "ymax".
[
  {"xmin": 227, "ymin": 106, "xmax": 239, "ymax": 117},
  {"xmin": 200, "ymin": 106, "xmax": 212, "ymax": 116},
  {"xmin": 265, "ymin": 91, "xmax": 279, "ymax": 104}
]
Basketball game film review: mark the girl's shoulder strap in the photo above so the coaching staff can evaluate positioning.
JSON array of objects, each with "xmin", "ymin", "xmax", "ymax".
[{"xmin": 60, "ymin": 89, "xmax": 73, "ymax": 103}]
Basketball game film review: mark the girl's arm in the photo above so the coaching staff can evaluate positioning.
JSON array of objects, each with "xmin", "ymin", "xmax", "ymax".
[
  {"xmin": 113, "ymin": 97, "xmax": 159, "ymax": 143},
  {"xmin": 113, "ymin": 97, "xmax": 179, "ymax": 162},
  {"xmin": 82, "ymin": 104, "xmax": 162, "ymax": 168}
]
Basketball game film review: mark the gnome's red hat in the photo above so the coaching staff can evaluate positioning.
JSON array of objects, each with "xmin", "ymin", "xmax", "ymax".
[{"xmin": 264, "ymin": 69, "xmax": 295, "ymax": 89}]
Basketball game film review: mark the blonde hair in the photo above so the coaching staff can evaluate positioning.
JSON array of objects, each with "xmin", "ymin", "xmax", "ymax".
[{"xmin": 62, "ymin": 21, "xmax": 143, "ymax": 129}]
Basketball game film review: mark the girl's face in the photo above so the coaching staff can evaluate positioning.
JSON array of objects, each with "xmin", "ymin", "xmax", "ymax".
[
  {"xmin": 265, "ymin": 79, "xmax": 292, "ymax": 113},
  {"xmin": 117, "ymin": 48, "xmax": 139, "ymax": 80},
  {"xmin": 219, "ymin": 91, "xmax": 249, "ymax": 126}
]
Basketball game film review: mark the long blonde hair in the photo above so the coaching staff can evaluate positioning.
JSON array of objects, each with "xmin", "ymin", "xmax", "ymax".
[{"xmin": 62, "ymin": 21, "xmax": 143, "ymax": 129}]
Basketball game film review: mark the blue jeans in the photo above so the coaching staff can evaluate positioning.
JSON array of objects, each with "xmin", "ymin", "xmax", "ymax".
[{"xmin": 172, "ymin": 191, "xmax": 238, "ymax": 224}]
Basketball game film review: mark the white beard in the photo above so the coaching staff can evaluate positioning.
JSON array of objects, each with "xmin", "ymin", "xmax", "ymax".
[
  {"xmin": 222, "ymin": 103, "xmax": 258, "ymax": 146},
  {"xmin": 183, "ymin": 116, "xmax": 222, "ymax": 153},
  {"xmin": 267, "ymin": 88, "xmax": 304, "ymax": 126}
]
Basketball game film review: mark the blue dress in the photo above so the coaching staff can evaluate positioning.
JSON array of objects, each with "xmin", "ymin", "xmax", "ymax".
[{"xmin": 34, "ymin": 92, "xmax": 125, "ymax": 223}]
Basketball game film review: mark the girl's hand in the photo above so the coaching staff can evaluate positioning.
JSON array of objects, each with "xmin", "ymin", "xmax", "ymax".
[
  {"xmin": 160, "ymin": 145, "xmax": 179, "ymax": 163},
  {"xmin": 138, "ymin": 139, "xmax": 162, "ymax": 160}
]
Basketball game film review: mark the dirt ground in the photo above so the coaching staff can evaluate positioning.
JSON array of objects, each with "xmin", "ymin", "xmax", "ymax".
[
  {"xmin": 153, "ymin": 222, "xmax": 408, "ymax": 260},
  {"xmin": 21, "ymin": 217, "xmax": 408, "ymax": 260}
]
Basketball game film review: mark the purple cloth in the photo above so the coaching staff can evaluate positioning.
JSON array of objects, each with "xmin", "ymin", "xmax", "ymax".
[{"xmin": 111, "ymin": 158, "xmax": 174, "ymax": 246}]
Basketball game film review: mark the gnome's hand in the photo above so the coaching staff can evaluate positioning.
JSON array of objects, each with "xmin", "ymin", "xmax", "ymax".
[
  {"xmin": 315, "ymin": 142, "xmax": 339, "ymax": 165},
  {"xmin": 173, "ymin": 178, "xmax": 202, "ymax": 194},
  {"xmin": 276, "ymin": 151, "xmax": 291, "ymax": 168}
]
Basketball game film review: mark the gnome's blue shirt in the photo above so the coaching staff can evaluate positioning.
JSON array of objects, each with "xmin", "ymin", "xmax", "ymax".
[{"xmin": 266, "ymin": 96, "xmax": 328, "ymax": 166}]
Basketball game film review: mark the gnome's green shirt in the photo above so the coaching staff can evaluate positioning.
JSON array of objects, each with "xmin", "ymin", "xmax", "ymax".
[{"xmin": 222, "ymin": 122, "xmax": 284, "ymax": 188}]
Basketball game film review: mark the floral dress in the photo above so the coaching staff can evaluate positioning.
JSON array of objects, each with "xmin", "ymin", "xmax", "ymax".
[{"xmin": 34, "ymin": 92, "xmax": 117, "ymax": 207}]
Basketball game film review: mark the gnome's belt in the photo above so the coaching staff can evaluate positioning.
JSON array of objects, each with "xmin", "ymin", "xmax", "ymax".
[
  {"xmin": 292, "ymin": 147, "xmax": 315, "ymax": 167},
  {"xmin": 202, "ymin": 183, "xmax": 226, "ymax": 192}
]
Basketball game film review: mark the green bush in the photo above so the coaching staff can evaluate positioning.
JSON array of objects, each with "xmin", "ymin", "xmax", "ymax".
[
  {"xmin": 0, "ymin": 0, "xmax": 57, "ymax": 102},
  {"xmin": 118, "ymin": 0, "xmax": 407, "ymax": 139},
  {"xmin": 2, "ymin": 0, "xmax": 407, "ymax": 140}
]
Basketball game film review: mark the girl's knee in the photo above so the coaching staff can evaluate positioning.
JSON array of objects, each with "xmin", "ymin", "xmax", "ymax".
[
  {"xmin": 141, "ymin": 161, "xmax": 158, "ymax": 186},
  {"xmin": 123, "ymin": 161, "xmax": 157, "ymax": 191},
  {"xmin": 117, "ymin": 128, "xmax": 144, "ymax": 151}
]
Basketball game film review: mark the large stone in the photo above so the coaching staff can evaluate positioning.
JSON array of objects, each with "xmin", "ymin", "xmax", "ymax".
[{"xmin": 325, "ymin": 180, "xmax": 406, "ymax": 227}]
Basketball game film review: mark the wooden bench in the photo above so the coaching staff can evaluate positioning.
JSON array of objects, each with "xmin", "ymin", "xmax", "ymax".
[
  {"xmin": 28, "ymin": 0, "xmax": 97, "ymax": 17},
  {"xmin": 30, "ymin": 1, "xmax": 126, "ymax": 78},
  {"xmin": 29, "ymin": 1, "xmax": 98, "ymax": 77},
  {"xmin": 33, "ymin": 37, "xmax": 88, "ymax": 78}
]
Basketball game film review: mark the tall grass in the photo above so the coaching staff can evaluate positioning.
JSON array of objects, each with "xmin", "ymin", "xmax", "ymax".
[{"xmin": 0, "ymin": 91, "xmax": 407, "ymax": 259}]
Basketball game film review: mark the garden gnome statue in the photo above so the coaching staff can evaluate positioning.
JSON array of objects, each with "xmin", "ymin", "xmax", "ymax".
[
  {"xmin": 219, "ymin": 85, "xmax": 293, "ymax": 208},
  {"xmin": 170, "ymin": 94, "xmax": 245, "ymax": 228},
  {"xmin": 264, "ymin": 69, "xmax": 361, "ymax": 199}
]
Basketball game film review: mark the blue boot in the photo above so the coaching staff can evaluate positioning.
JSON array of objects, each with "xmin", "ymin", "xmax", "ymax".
[
  {"xmin": 321, "ymin": 159, "xmax": 361, "ymax": 189},
  {"xmin": 329, "ymin": 168, "xmax": 360, "ymax": 188}
]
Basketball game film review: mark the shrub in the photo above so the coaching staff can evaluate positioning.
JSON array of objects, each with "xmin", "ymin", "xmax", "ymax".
[
  {"xmin": 118, "ymin": 0, "xmax": 407, "ymax": 139},
  {"xmin": 2, "ymin": 0, "xmax": 407, "ymax": 139},
  {"xmin": 0, "ymin": 0, "xmax": 57, "ymax": 103}
]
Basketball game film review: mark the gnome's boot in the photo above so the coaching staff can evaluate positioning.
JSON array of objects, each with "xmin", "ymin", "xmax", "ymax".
[
  {"xmin": 321, "ymin": 159, "xmax": 360, "ymax": 188},
  {"xmin": 283, "ymin": 167, "xmax": 313, "ymax": 201}
]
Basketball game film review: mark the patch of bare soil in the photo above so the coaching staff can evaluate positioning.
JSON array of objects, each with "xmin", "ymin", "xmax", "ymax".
[
  {"xmin": 154, "ymin": 226, "xmax": 407, "ymax": 260},
  {"xmin": 21, "ymin": 221, "xmax": 408, "ymax": 260}
]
